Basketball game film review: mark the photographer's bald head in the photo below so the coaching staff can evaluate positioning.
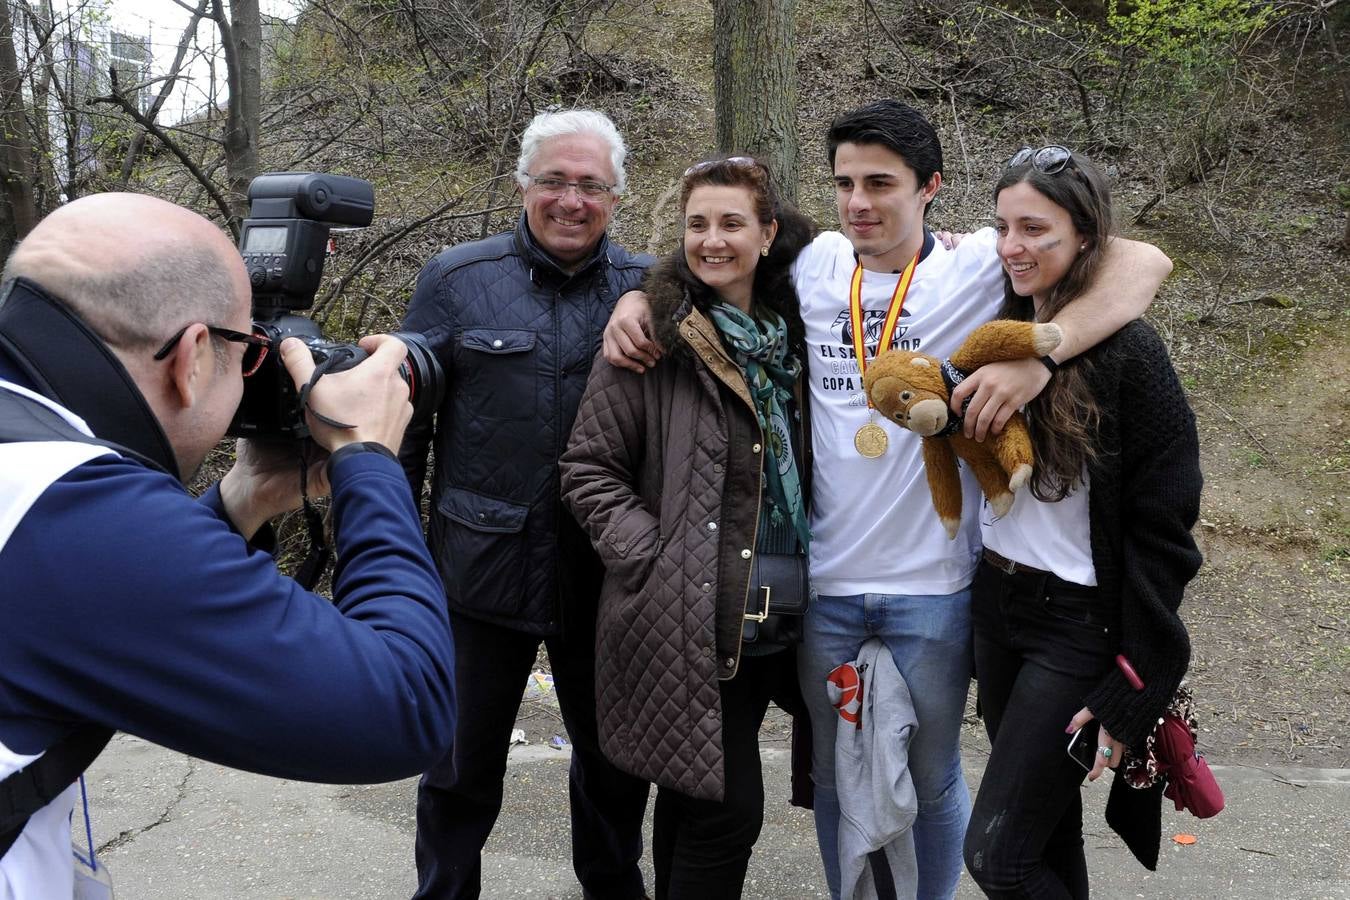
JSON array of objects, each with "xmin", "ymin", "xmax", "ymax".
[{"xmin": 4, "ymin": 193, "xmax": 253, "ymax": 478}]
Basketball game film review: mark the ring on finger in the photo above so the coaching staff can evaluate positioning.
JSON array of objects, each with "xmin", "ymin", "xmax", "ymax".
[{"xmin": 1097, "ymin": 746, "xmax": 1113, "ymax": 760}]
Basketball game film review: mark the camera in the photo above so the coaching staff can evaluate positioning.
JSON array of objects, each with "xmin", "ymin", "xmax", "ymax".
[{"xmin": 228, "ymin": 172, "xmax": 444, "ymax": 439}]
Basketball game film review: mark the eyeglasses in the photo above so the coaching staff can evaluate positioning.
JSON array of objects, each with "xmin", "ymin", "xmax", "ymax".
[
  {"xmin": 525, "ymin": 174, "xmax": 616, "ymax": 200},
  {"xmin": 153, "ymin": 324, "xmax": 272, "ymax": 377},
  {"xmin": 1006, "ymin": 145, "xmax": 1073, "ymax": 175},
  {"xmin": 682, "ymin": 156, "xmax": 760, "ymax": 178}
]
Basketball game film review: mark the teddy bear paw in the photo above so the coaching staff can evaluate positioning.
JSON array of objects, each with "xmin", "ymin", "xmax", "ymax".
[
  {"xmin": 989, "ymin": 491, "xmax": 1015, "ymax": 518},
  {"xmin": 1008, "ymin": 463, "xmax": 1033, "ymax": 491},
  {"xmin": 1031, "ymin": 323, "xmax": 1064, "ymax": 355}
]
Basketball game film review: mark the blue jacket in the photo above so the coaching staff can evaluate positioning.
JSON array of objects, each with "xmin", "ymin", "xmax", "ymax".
[
  {"xmin": 399, "ymin": 216, "xmax": 651, "ymax": 635},
  {"xmin": 0, "ymin": 361, "xmax": 456, "ymax": 785}
]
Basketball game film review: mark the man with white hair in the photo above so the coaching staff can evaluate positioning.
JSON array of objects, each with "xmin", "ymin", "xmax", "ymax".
[{"xmin": 400, "ymin": 109, "xmax": 651, "ymax": 900}]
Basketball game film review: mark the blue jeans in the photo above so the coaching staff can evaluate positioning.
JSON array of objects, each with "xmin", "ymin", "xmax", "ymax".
[{"xmin": 799, "ymin": 589, "xmax": 973, "ymax": 900}]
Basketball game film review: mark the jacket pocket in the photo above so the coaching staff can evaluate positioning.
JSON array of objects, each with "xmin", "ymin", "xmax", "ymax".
[
  {"xmin": 456, "ymin": 327, "xmax": 538, "ymax": 422},
  {"xmin": 433, "ymin": 487, "xmax": 529, "ymax": 617},
  {"xmin": 600, "ymin": 514, "xmax": 663, "ymax": 591}
]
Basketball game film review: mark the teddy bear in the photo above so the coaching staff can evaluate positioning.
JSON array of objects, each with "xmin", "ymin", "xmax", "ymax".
[{"xmin": 862, "ymin": 320, "xmax": 1062, "ymax": 538}]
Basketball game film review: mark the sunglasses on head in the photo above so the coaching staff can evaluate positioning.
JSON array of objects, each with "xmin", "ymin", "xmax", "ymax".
[
  {"xmin": 682, "ymin": 156, "xmax": 761, "ymax": 179},
  {"xmin": 1006, "ymin": 145, "xmax": 1073, "ymax": 175},
  {"xmin": 154, "ymin": 323, "xmax": 272, "ymax": 377}
]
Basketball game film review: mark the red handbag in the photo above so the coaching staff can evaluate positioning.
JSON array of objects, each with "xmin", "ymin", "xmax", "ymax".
[{"xmin": 1116, "ymin": 656, "xmax": 1225, "ymax": 819}]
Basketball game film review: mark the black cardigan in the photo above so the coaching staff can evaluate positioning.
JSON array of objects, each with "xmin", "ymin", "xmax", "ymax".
[{"xmin": 1078, "ymin": 320, "xmax": 1203, "ymax": 750}]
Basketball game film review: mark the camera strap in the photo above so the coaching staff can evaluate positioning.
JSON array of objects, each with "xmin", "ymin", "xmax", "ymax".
[
  {"xmin": 297, "ymin": 348, "xmax": 362, "ymax": 431},
  {"xmin": 0, "ymin": 279, "xmax": 180, "ymax": 480},
  {"xmin": 293, "ymin": 453, "xmax": 331, "ymax": 591},
  {"xmin": 289, "ymin": 348, "xmax": 368, "ymax": 590}
]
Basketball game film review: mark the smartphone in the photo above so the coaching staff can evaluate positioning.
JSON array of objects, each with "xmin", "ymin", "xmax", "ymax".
[{"xmin": 1067, "ymin": 726, "xmax": 1097, "ymax": 773}]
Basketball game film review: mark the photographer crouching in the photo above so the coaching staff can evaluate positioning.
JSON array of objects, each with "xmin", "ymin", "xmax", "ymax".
[{"xmin": 0, "ymin": 189, "xmax": 454, "ymax": 897}]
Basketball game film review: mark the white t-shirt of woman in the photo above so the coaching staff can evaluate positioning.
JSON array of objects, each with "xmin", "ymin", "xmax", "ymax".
[{"xmin": 981, "ymin": 469, "xmax": 1097, "ymax": 587}]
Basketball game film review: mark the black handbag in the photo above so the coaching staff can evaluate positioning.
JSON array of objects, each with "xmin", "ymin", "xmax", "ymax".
[{"xmin": 742, "ymin": 552, "xmax": 809, "ymax": 646}]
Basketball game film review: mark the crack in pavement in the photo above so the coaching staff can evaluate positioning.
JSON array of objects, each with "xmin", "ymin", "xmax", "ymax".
[{"xmin": 95, "ymin": 757, "xmax": 195, "ymax": 854}]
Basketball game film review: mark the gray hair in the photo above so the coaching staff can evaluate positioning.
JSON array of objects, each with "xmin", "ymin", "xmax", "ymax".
[
  {"xmin": 4, "ymin": 242, "xmax": 239, "ymax": 368},
  {"xmin": 514, "ymin": 109, "xmax": 628, "ymax": 194}
]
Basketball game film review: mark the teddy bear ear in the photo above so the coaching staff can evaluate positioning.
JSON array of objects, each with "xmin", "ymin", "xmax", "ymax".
[{"xmin": 910, "ymin": 357, "xmax": 932, "ymax": 368}]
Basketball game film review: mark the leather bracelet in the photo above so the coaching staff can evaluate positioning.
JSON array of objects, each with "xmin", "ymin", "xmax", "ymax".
[{"xmin": 1039, "ymin": 355, "xmax": 1059, "ymax": 375}]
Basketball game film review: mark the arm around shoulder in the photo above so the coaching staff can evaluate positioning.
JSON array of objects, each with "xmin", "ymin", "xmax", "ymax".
[{"xmin": 1050, "ymin": 238, "xmax": 1172, "ymax": 361}]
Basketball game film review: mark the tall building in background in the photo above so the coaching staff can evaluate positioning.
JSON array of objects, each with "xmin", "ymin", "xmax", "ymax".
[
  {"xmin": 109, "ymin": 30, "xmax": 152, "ymax": 113},
  {"xmin": 46, "ymin": 21, "xmax": 154, "ymax": 191},
  {"xmin": 58, "ymin": 34, "xmax": 102, "ymax": 183}
]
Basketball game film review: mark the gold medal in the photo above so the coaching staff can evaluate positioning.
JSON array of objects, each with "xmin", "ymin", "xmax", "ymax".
[
  {"xmin": 854, "ymin": 421, "xmax": 888, "ymax": 458},
  {"xmin": 848, "ymin": 251, "xmax": 918, "ymax": 461}
]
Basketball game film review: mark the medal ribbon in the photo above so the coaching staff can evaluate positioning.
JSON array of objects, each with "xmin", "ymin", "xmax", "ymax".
[{"xmin": 850, "ymin": 250, "xmax": 920, "ymax": 409}]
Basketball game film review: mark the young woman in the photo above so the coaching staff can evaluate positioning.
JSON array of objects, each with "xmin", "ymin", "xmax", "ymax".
[
  {"xmin": 962, "ymin": 146, "xmax": 1203, "ymax": 899},
  {"xmin": 560, "ymin": 156, "xmax": 814, "ymax": 899}
]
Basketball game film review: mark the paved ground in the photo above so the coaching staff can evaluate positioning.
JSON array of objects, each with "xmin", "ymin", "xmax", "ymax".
[{"xmin": 76, "ymin": 732, "xmax": 1349, "ymax": 899}]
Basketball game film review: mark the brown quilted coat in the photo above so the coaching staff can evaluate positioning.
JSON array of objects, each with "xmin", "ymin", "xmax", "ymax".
[{"xmin": 560, "ymin": 255, "xmax": 808, "ymax": 802}]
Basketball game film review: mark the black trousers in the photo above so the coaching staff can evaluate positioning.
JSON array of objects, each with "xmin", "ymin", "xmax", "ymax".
[
  {"xmin": 651, "ymin": 650, "xmax": 793, "ymax": 900},
  {"xmin": 414, "ymin": 610, "xmax": 650, "ymax": 900},
  {"xmin": 963, "ymin": 560, "xmax": 1119, "ymax": 900}
]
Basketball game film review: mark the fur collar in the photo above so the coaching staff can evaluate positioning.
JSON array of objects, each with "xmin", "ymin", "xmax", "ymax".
[{"xmin": 644, "ymin": 252, "xmax": 710, "ymax": 358}]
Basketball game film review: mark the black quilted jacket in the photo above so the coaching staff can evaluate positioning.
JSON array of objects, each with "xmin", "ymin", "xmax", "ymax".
[{"xmin": 399, "ymin": 215, "xmax": 651, "ymax": 636}]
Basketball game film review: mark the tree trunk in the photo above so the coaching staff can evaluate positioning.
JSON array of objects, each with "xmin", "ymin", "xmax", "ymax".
[
  {"xmin": 30, "ymin": 0, "xmax": 54, "ymax": 213},
  {"xmin": 0, "ymin": 0, "xmax": 38, "ymax": 253},
  {"xmin": 712, "ymin": 0, "xmax": 799, "ymax": 205},
  {"xmin": 215, "ymin": 0, "xmax": 260, "ymax": 225}
]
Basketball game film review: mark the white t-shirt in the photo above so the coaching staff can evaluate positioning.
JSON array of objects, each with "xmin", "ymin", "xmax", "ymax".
[
  {"xmin": 794, "ymin": 229, "xmax": 1004, "ymax": 596},
  {"xmin": 981, "ymin": 472, "xmax": 1097, "ymax": 586}
]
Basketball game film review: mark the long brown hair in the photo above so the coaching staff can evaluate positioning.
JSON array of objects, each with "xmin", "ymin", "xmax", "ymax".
[{"xmin": 994, "ymin": 150, "xmax": 1114, "ymax": 501}]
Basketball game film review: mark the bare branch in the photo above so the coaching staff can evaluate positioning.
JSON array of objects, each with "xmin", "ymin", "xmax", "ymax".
[
  {"xmin": 120, "ymin": 0, "xmax": 212, "ymax": 185},
  {"xmin": 90, "ymin": 71, "xmax": 237, "ymax": 234},
  {"xmin": 863, "ymin": 0, "xmax": 972, "ymax": 200},
  {"xmin": 314, "ymin": 200, "xmax": 518, "ymax": 314}
]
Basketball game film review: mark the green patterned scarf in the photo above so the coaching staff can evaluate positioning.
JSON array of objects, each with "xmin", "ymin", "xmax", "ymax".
[{"xmin": 707, "ymin": 301, "xmax": 810, "ymax": 551}]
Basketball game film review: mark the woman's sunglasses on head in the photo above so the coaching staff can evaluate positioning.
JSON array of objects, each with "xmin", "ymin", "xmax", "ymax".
[
  {"xmin": 1006, "ymin": 145, "xmax": 1072, "ymax": 175},
  {"xmin": 683, "ymin": 156, "xmax": 762, "ymax": 179}
]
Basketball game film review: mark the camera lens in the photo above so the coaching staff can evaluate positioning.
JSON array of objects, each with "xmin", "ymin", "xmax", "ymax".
[{"xmin": 389, "ymin": 331, "xmax": 445, "ymax": 421}]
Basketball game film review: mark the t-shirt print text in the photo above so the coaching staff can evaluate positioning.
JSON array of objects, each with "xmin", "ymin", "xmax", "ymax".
[{"xmin": 818, "ymin": 309, "xmax": 923, "ymax": 404}]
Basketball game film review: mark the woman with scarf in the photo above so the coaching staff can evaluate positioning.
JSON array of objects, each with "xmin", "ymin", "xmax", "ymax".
[{"xmin": 561, "ymin": 156, "xmax": 815, "ymax": 900}]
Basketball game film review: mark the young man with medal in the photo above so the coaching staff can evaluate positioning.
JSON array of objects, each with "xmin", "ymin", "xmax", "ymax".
[{"xmin": 603, "ymin": 99, "xmax": 1172, "ymax": 900}]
